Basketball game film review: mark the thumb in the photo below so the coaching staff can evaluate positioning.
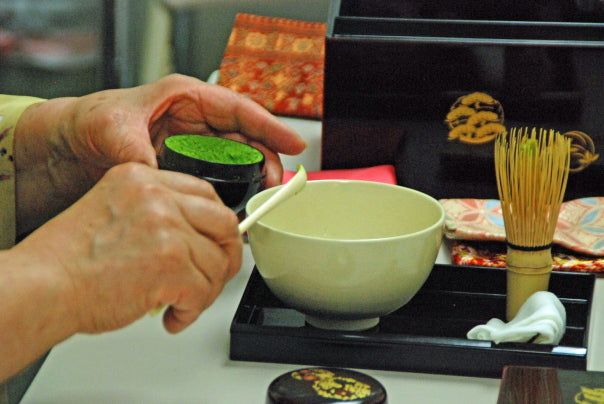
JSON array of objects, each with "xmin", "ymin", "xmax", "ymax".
[
  {"xmin": 122, "ymin": 141, "xmax": 159, "ymax": 169},
  {"xmin": 109, "ymin": 125, "xmax": 159, "ymax": 169}
]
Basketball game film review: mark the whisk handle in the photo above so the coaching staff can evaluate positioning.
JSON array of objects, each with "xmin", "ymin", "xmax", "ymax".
[{"xmin": 505, "ymin": 246, "xmax": 553, "ymax": 321}]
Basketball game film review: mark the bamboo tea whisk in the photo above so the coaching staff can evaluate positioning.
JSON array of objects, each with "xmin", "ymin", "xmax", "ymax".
[{"xmin": 494, "ymin": 128, "xmax": 571, "ymax": 320}]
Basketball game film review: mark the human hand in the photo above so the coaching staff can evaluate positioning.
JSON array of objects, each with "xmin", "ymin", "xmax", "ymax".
[
  {"xmin": 14, "ymin": 74, "xmax": 306, "ymax": 233},
  {"xmin": 60, "ymin": 74, "xmax": 305, "ymax": 184},
  {"xmin": 13, "ymin": 162, "xmax": 242, "ymax": 334}
]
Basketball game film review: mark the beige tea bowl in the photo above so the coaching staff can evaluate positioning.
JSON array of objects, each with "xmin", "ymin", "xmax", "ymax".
[{"xmin": 245, "ymin": 180, "xmax": 445, "ymax": 331}]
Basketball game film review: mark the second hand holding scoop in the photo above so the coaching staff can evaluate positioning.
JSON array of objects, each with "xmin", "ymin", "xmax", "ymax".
[{"xmin": 150, "ymin": 165, "xmax": 307, "ymax": 316}]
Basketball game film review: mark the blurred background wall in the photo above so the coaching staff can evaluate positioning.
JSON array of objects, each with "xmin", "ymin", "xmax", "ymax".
[
  {"xmin": 0, "ymin": 0, "xmax": 330, "ymax": 97},
  {"xmin": 0, "ymin": 0, "xmax": 108, "ymax": 97}
]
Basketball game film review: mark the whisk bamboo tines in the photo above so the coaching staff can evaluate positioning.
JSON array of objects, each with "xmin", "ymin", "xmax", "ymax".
[{"xmin": 494, "ymin": 127, "xmax": 571, "ymax": 320}]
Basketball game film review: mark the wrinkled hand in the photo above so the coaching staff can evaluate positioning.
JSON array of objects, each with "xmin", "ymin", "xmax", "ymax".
[
  {"xmin": 14, "ymin": 74, "xmax": 306, "ymax": 234},
  {"xmin": 60, "ymin": 73, "xmax": 305, "ymax": 187},
  {"xmin": 15, "ymin": 163, "xmax": 242, "ymax": 334}
]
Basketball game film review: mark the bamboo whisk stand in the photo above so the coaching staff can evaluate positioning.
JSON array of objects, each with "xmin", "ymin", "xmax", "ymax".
[{"xmin": 494, "ymin": 128, "xmax": 571, "ymax": 321}]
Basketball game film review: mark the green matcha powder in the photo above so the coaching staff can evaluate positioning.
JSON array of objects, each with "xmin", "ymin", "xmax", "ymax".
[{"xmin": 165, "ymin": 135, "xmax": 263, "ymax": 164}]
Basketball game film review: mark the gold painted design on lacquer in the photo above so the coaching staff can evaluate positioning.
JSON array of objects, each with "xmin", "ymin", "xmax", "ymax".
[
  {"xmin": 575, "ymin": 386, "xmax": 604, "ymax": 403},
  {"xmin": 291, "ymin": 368, "xmax": 371, "ymax": 400}
]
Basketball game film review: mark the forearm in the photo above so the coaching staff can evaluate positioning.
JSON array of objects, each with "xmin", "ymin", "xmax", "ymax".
[
  {"xmin": 13, "ymin": 97, "xmax": 88, "ymax": 235},
  {"xmin": 0, "ymin": 246, "xmax": 77, "ymax": 383}
]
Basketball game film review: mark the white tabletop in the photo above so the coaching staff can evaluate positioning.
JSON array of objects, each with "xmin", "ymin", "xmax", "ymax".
[{"xmin": 20, "ymin": 242, "xmax": 604, "ymax": 403}]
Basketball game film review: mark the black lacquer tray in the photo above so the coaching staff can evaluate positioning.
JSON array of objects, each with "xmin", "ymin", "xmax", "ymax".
[{"xmin": 229, "ymin": 264, "xmax": 595, "ymax": 378}]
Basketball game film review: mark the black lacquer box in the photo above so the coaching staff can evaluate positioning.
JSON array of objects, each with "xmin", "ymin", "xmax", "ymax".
[
  {"xmin": 321, "ymin": 0, "xmax": 604, "ymax": 201},
  {"xmin": 230, "ymin": 264, "xmax": 595, "ymax": 379}
]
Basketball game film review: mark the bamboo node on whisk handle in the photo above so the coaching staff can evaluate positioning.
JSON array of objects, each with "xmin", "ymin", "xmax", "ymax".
[{"xmin": 505, "ymin": 245, "xmax": 553, "ymax": 321}]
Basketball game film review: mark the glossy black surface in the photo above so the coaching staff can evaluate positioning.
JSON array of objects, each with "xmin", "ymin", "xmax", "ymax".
[
  {"xmin": 157, "ymin": 137, "xmax": 265, "ymax": 213},
  {"xmin": 266, "ymin": 367, "xmax": 387, "ymax": 404},
  {"xmin": 322, "ymin": 0, "xmax": 604, "ymax": 200},
  {"xmin": 230, "ymin": 265, "xmax": 595, "ymax": 378},
  {"xmin": 339, "ymin": 0, "xmax": 604, "ymax": 22}
]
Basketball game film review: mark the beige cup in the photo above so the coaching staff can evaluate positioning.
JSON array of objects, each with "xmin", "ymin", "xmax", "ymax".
[{"xmin": 246, "ymin": 180, "xmax": 445, "ymax": 331}]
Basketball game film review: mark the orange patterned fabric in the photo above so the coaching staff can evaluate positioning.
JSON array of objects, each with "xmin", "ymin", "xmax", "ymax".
[
  {"xmin": 217, "ymin": 13, "xmax": 326, "ymax": 119},
  {"xmin": 451, "ymin": 241, "xmax": 604, "ymax": 273}
]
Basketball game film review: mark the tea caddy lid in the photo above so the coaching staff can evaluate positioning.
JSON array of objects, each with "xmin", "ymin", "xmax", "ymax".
[{"xmin": 266, "ymin": 367, "xmax": 387, "ymax": 404}]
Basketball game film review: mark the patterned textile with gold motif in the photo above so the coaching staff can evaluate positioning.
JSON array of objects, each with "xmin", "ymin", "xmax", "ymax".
[
  {"xmin": 441, "ymin": 198, "xmax": 604, "ymax": 272},
  {"xmin": 217, "ymin": 13, "xmax": 326, "ymax": 119}
]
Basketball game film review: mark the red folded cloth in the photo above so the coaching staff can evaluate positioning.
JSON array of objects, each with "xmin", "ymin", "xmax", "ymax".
[
  {"xmin": 282, "ymin": 165, "xmax": 397, "ymax": 184},
  {"xmin": 217, "ymin": 13, "xmax": 326, "ymax": 119}
]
